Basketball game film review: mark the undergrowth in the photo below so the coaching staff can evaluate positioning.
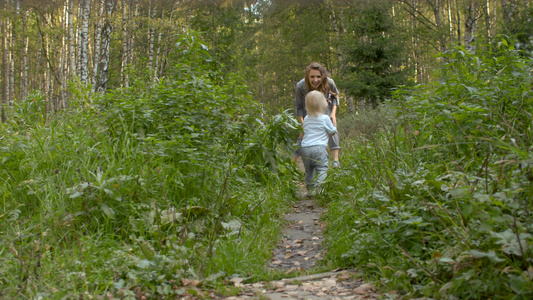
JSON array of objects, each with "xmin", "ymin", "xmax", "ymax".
[
  {"xmin": 323, "ymin": 40, "xmax": 533, "ymax": 299},
  {"xmin": 0, "ymin": 31, "xmax": 299, "ymax": 299}
]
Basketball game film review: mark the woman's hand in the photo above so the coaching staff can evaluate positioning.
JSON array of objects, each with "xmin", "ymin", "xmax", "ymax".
[{"xmin": 330, "ymin": 114, "xmax": 337, "ymax": 127}]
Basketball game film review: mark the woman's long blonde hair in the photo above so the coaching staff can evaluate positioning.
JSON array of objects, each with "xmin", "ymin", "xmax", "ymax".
[{"xmin": 305, "ymin": 91, "xmax": 328, "ymax": 117}]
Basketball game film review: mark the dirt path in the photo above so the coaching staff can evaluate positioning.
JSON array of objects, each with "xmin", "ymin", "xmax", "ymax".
[{"xmin": 224, "ymin": 162, "xmax": 381, "ymax": 299}]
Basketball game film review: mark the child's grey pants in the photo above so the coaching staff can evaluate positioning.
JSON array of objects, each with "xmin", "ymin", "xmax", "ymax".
[{"xmin": 300, "ymin": 145, "xmax": 329, "ymax": 190}]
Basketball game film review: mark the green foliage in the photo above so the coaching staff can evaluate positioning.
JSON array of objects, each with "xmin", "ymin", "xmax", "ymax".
[
  {"xmin": 324, "ymin": 41, "xmax": 533, "ymax": 298},
  {"xmin": 339, "ymin": 2, "xmax": 412, "ymax": 107},
  {"xmin": 0, "ymin": 31, "xmax": 298, "ymax": 298},
  {"xmin": 5, "ymin": 90, "xmax": 48, "ymax": 127},
  {"xmin": 399, "ymin": 41, "xmax": 533, "ymax": 159}
]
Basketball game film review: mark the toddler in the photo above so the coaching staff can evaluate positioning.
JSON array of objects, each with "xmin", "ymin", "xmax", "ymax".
[{"xmin": 300, "ymin": 91, "xmax": 337, "ymax": 197}]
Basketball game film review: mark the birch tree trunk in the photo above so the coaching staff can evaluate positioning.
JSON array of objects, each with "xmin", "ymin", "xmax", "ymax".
[
  {"xmin": 428, "ymin": 0, "xmax": 448, "ymax": 52},
  {"xmin": 21, "ymin": 10, "xmax": 29, "ymax": 100},
  {"xmin": 453, "ymin": 0, "xmax": 461, "ymax": 44},
  {"xmin": 148, "ymin": 0, "xmax": 156, "ymax": 79},
  {"xmin": 93, "ymin": 0, "xmax": 105, "ymax": 87},
  {"xmin": 410, "ymin": 0, "xmax": 423, "ymax": 83},
  {"xmin": 464, "ymin": 0, "xmax": 477, "ymax": 52},
  {"xmin": 2, "ymin": 14, "xmax": 11, "ymax": 110},
  {"xmin": 483, "ymin": 0, "xmax": 492, "ymax": 38},
  {"xmin": 121, "ymin": 0, "xmax": 129, "ymax": 87},
  {"xmin": 1, "ymin": 18, "xmax": 6, "ymax": 122},
  {"xmin": 125, "ymin": 0, "xmax": 139, "ymax": 88},
  {"xmin": 9, "ymin": 6, "xmax": 14, "ymax": 105},
  {"xmin": 79, "ymin": 0, "xmax": 91, "ymax": 84},
  {"xmin": 96, "ymin": 0, "xmax": 116, "ymax": 93},
  {"xmin": 328, "ymin": 0, "xmax": 355, "ymax": 114},
  {"xmin": 68, "ymin": 0, "xmax": 77, "ymax": 79},
  {"xmin": 154, "ymin": 7, "xmax": 164, "ymax": 80}
]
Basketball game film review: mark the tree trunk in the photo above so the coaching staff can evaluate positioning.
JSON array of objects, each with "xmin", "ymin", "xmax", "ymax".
[
  {"xmin": 121, "ymin": 0, "xmax": 129, "ymax": 87},
  {"xmin": 93, "ymin": 0, "xmax": 105, "ymax": 88},
  {"xmin": 328, "ymin": 0, "xmax": 356, "ymax": 114},
  {"xmin": 68, "ymin": 0, "xmax": 77, "ymax": 79},
  {"xmin": 483, "ymin": 0, "xmax": 491, "ymax": 39},
  {"xmin": 3, "ymin": 15, "xmax": 11, "ymax": 109},
  {"xmin": 154, "ymin": 7, "xmax": 164, "ymax": 80},
  {"xmin": 1, "ymin": 18, "xmax": 7, "ymax": 122},
  {"xmin": 464, "ymin": 0, "xmax": 477, "ymax": 52},
  {"xmin": 21, "ymin": 10, "xmax": 29, "ymax": 100},
  {"xmin": 410, "ymin": 0, "xmax": 423, "ymax": 83},
  {"xmin": 148, "ymin": 0, "xmax": 156, "ymax": 79},
  {"xmin": 96, "ymin": 0, "xmax": 116, "ymax": 93},
  {"xmin": 328, "ymin": 0, "xmax": 343, "ymax": 70},
  {"xmin": 428, "ymin": 0, "xmax": 447, "ymax": 52},
  {"xmin": 125, "ymin": 0, "xmax": 139, "ymax": 87},
  {"xmin": 79, "ymin": 0, "xmax": 91, "ymax": 84},
  {"xmin": 9, "ymin": 7, "xmax": 14, "ymax": 105}
]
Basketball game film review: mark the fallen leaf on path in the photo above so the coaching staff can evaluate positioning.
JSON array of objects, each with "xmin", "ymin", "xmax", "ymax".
[
  {"xmin": 323, "ymin": 279, "xmax": 336, "ymax": 287},
  {"xmin": 181, "ymin": 278, "xmax": 201, "ymax": 287},
  {"xmin": 284, "ymin": 285, "xmax": 299, "ymax": 291},
  {"xmin": 284, "ymin": 267, "xmax": 299, "ymax": 275},
  {"xmin": 354, "ymin": 283, "xmax": 374, "ymax": 294},
  {"xmin": 229, "ymin": 278, "xmax": 244, "ymax": 287},
  {"xmin": 338, "ymin": 270, "xmax": 353, "ymax": 280}
]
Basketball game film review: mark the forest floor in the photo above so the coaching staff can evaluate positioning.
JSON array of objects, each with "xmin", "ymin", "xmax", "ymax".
[{"xmin": 221, "ymin": 161, "xmax": 383, "ymax": 300}]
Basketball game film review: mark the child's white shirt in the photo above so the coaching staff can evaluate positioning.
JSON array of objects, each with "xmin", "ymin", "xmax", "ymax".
[{"xmin": 301, "ymin": 114, "xmax": 337, "ymax": 148}]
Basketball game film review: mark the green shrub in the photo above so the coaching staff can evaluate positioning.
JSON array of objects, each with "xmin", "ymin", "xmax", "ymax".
[
  {"xmin": 0, "ymin": 31, "xmax": 298, "ymax": 298},
  {"xmin": 324, "ymin": 41, "xmax": 533, "ymax": 299}
]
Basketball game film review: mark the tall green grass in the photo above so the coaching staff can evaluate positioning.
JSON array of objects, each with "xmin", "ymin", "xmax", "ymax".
[
  {"xmin": 0, "ymin": 32, "xmax": 299, "ymax": 299},
  {"xmin": 323, "ymin": 42, "xmax": 533, "ymax": 298}
]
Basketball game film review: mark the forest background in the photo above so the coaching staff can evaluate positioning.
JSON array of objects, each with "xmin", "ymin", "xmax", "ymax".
[{"xmin": 1, "ymin": 0, "xmax": 533, "ymax": 299}]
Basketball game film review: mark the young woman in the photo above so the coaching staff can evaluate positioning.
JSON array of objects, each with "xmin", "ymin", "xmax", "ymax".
[
  {"xmin": 294, "ymin": 62, "xmax": 341, "ymax": 167},
  {"xmin": 300, "ymin": 91, "xmax": 337, "ymax": 196}
]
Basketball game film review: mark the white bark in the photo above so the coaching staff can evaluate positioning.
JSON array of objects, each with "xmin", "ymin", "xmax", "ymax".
[
  {"xmin": 96, "ymin": 0, "xmax": 116, "ymax": 93},
  {"xmin": 68, "ymin": 0, "xmax": 77, "ymax": 78},
  {"xmin": 121, "ymin": 0, "xmax": 129, "ymax": 87},
  {"xmin": 155, "ymin": 7, "xmax": 164, "ymax": 80},
  {"xmin": 148, "ymin": 0, "xmax": 156, "ymax": 78},
  {"xmin": 9, "ymin": 9, "xmax": 14, "ymax": 105},
  {"xmin": 464, "ymin": 0, "xmax": 477, "ymax": 52},
  {"xmin": 3, "ymin": 16, "xmax": 11, "ymax": 108},
  {"xmin": 21, "ymin": 10, "xmax": 28, "ymax": 100},
  {"xmin": 483, "ymin": 0, "xmax": 491, "ymax": 38},
  {"xmin": 79, "ymin": 0, "xmax": 91, "ymax": 84},
  {"xmin": 128, "ymin": 0, "xmax": 139, "ymax": 86},
  {"xmin": 93, "ymin": 0, "xmax": 105, "ymax": 87},
  {"xmin": 1, "ymin": 19, "xmax": 7, "ymax": 122}
]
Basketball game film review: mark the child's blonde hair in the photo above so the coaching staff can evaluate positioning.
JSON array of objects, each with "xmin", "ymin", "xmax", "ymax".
[{"xmin": 305, "ymin": 90, "xmax": 328, "ymax": 117}]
